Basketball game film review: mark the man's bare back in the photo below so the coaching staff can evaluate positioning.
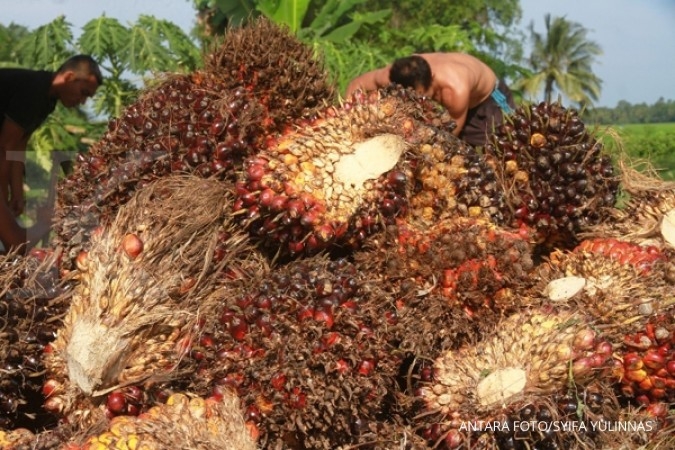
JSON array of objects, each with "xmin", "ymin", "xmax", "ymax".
[{"xmin": 345, "ymin": 52, "xmax": 514, "ymax": 146}]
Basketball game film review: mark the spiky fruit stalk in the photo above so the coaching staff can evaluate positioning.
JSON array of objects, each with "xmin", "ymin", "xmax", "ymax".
[
  {"xmin": 534, "ymin": 238, "xmax": 673, "ymax": 341},
  {"xmin": 45, "ymin": 176, "xmax": 262, "ymax": 425},
  {"xmin": 485, "ymin": 101, "xmax": 619, "ymax": 247}
]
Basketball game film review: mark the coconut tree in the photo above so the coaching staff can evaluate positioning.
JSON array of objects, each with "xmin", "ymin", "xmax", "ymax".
[{"xmin": 515, "ymin": 14, "xmax": 602, "ymax": 107}]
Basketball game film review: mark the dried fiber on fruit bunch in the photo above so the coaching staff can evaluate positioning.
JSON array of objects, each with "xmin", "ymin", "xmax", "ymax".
[
  {"xmin": 235, "ymin": 86, "xmax": 502, "ymax": 258},
  {"xmin": 584, "ymin": 162, "xmax": 675, "ymax": 250},
  {"xmin": 205, "ymin": 17, "xmax": 335, "ymax": 125},
  {"xmin": 533, "ymin": 237, "xmax": 673, "ymax": 341},
  {"xmin": 609, "ymin": 313, "xmax": 675, "ymax": 421},
  {"xmin": 355, "ymin": 217, "xmax": 536, "ymax": 318},
  {"xmin": 417, "ymin": 307, "xmax": 613, "ymax": 449},
  {"xmin": 0, "ymin": 425, "xmax": 75, "ymax": 450},
  {"xmin": 53, "ymin": 17, "xmax": 334, "ymax": 269},
  {"xmin": 0, "ymin": 249, "xmax": 70, "ymax": 431},
  {"xmin": 68, "ymin": 392, "xmax": 256, "ymax": 450},
  {"xmin": 595, "ymin": 403, "xmax": 673, "ymax": 450},
  {"xmin": 178, "ymin": 254, "xmax": 403, "ymax": 449},
  {"xmin": 484, "ymin": 101, "xmax": 619, "ymax": 248},
  {"xmin": 44, "ymin": 176, "xmax": 262, "ymax": 426}
]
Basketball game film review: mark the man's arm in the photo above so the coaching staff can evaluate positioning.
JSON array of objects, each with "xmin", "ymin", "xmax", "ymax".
[
  {"xmin": 438, "ymin": 87, "xmax": 471, "ymax": 137},
  {"xmin": 0, "ymin": 115, "xmax": 34, "ymax": 253},
  {"xmin": 345, "ymin": 66, "xmax": 392, "ymax": 98},
  {"xmin": 8, "ymin": 153, "xmax": 26, "ymax": 216}
]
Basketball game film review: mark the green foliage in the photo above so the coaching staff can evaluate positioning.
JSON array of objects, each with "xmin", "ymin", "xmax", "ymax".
[
  {"xmin": 604, "ymin": 123, "xmax": 675, "ymax": 181},
  {"xmin": 586, "ymin": 98, "xmax": 675, "ymax": 125},
  {"xmin": 1, "ymin": 14, "xmax": 202, "ymax": 205},
  {"xmin": 0, "ymin": 23, "xmax": 30, "ymax": 63},
  {"xmin": 514, "ymin": 14, "xmax": 602, "ymax": 108},
  {"xmin": 352, "ymin": 0, "xmax": 523, "ymax": 71}
]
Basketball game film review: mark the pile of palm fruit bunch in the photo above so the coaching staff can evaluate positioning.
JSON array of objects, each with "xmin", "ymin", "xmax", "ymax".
[
  {"xmin": 0, "ymin": 249, "xmax": 71, "ymax": 434},
  {"xmin": 52, "ymin": 16, "xmax": 336, "ymax": 269},
  {"xmin": 483, "ymin": 101, "xmax": 620, "ymax": 249},
  {"xmin": 3, "ymin": 17, "xmax": 675, "ymax": 450}
]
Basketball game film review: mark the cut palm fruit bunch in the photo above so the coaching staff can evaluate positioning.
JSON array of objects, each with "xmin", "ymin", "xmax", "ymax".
[
  {"xmin": 53, "ymin": 17, "xmax": 334, "ymax": 269},
  {"xmin": 355, "ymin": 217, "xmax": 535, "ymax": 315},
  {"xmin": 584, "ymin": 162, "xmax": 675, "ymax": 249},
  {"xmin": 64, "ymin": 392, "xmax": 256, "ymax": 450},
  {"xmin": 533, "ymin": 237, "xmax": 673, "ymax": 341},
  {"xmin": 610, "ymin": 313, "xmax": 675, "ymax": 419},
  {"xmin": 484, "ymin": 101, "xmax": 619, "ymax": 247},
  {"xmin": 0, "ymin": 249, "xmax": 69, "ymax": 431},
  {"xmin": 43, "ymin": 176, "xmax": 262, "ymax": 426},
  {"xmin": 169, "ymin": 254, "xmax": 403, "ymax": 449},
  {"xmin": 234, "ymin": 86, "xmax": 504, "ymax": 257},
  {"xmin": 419, "ymin": 308, "xmax": 612, "ymax": 448}
]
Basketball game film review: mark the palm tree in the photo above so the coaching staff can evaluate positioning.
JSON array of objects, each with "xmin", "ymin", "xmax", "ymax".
[{"xmin": 514, "ymin": 14, "xmax": 602, "ymax": 107}]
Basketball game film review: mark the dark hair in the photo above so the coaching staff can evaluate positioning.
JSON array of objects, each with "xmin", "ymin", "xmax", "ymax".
[
  {"xmin": 57, "ymin": 54, "xmax": 103, "ymax": 85},
  {"xmin": 389, "ymin": 55, "xmax": 432, "ymax": 91}
]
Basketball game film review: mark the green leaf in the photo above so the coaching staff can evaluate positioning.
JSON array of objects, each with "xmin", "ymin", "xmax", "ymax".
[
  {"xmin": 78, "ymin": 16, "xmax": 130, "ymax": 62},
  {"xmin": 257, "ymin": 0, "xmax": 311, "ymax": 34},
  {"xmin": 16, "ymin": 16, "xmax": 74, "ymax": 69}
]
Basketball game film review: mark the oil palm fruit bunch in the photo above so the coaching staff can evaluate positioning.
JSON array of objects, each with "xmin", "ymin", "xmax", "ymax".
[
  {"xmin": 584, "ymin": 162, "xmax": 675, "ymax": 248},
  {"xmin": 68, "ymin": 392, "xmax": 256, "ymax": 450},
  {"xmin": 356, "ymin": 217, "xmax": 535, "ymax": 316},
  {"xmin": 484, "ymin": 101, "xmax": 619, "ymax": 247},
  {"xmin": 417, "ymin": 307, "xmax": 613, "ymax": 448},
  {"xmin": 53, "ymin": 17, "xmax": 334, "ymax": 268},
  {"xmin": 172, "ymin": 254, "xmax": 403, "ymax": 449},
  {"xmin": 0, "ymin": 250, "xmax": 68, "ymax": 431},
  {"xmin": 610, "ymin": 313, "xmax": 675, "ymax": 419},
  {"xmin": 234, "ymin": 86, "xmax": 503, "ymax": 257},
  {"xmin": 533, "ymin": 237, "xmax": 673, "ymax": 341},
  {"xmin": 43, "ymin": 176, "xmax": 262, "ymax": 426},
  {"xmin": 493, "ymin": 383, "xmax": 618, "ymax": 450}
]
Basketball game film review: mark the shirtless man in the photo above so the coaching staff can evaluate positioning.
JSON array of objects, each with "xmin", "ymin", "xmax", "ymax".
[{"xmin": 345, "ymin": 52, "xmax": 515, "ymax": 146}]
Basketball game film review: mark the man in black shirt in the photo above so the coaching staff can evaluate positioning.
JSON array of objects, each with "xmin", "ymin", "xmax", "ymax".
[{"xmin": 0, "ymin": 54, "xmax": 102, "ymax": 253}]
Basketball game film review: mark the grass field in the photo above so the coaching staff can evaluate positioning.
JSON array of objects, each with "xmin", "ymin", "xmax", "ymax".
[{"xmin": 598, "ymin": 122, "xmax": 675, "ymax": 180}]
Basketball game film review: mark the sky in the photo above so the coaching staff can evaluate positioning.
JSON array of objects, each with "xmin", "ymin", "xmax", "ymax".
[{"xmin": 2, "ymin": 0, "xmax": 675, "ymax": 108}]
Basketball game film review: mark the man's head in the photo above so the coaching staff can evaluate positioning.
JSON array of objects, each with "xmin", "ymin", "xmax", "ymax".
[
  {"xmin": 53, "ymin": 55, "xmax": 103, "ymax": 107},
  {"xmin": 389, "ymin": 55, "xmax": 432, "ymax": 94}
]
